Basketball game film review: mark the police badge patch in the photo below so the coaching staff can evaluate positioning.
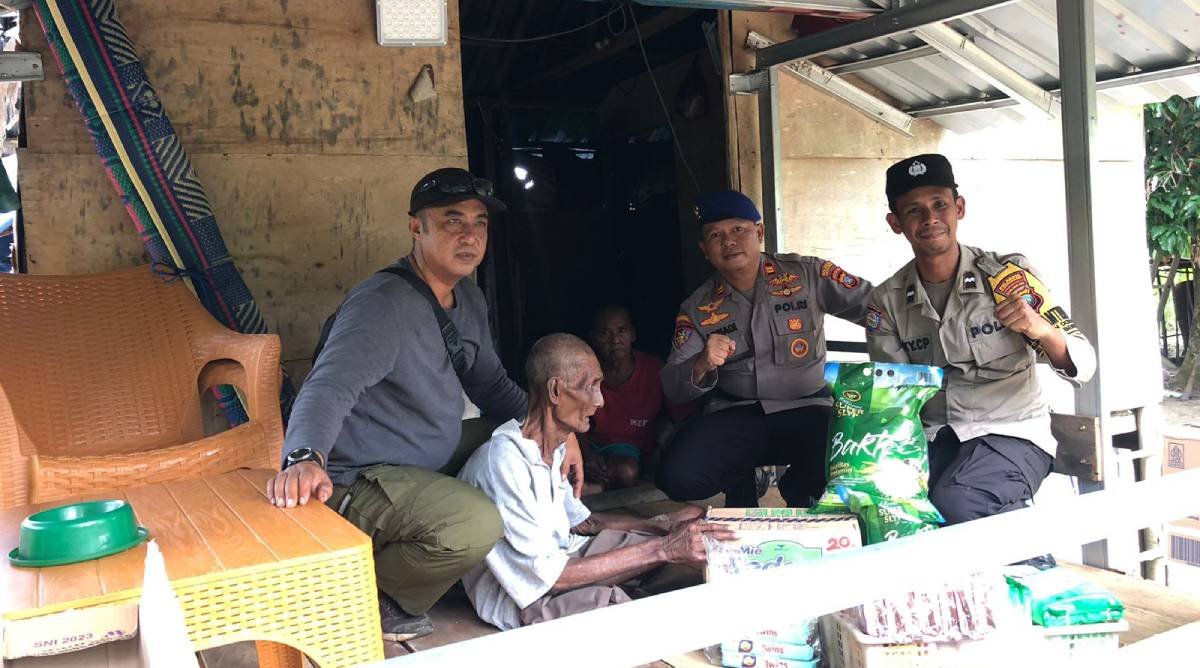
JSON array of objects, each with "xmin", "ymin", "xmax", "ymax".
[
  {"xmin": 789, "ymin": 338, "xmax": 809, "ymax": 359},
  {"xmin": 673, "ymin": 314, "xmax": 695, "ymax": 350},
  {"xmin": 865, "ymin": 305, "xmax": 883, "ymax": 334}
]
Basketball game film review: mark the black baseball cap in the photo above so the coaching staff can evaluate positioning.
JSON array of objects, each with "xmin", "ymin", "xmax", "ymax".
[
  {"xmin": 409, "ymin": 167, "xmax": 507, "ymax": 216},
  {"xmin": 885, "ymin": 154, "xmax": 958, "ymax": 208}
]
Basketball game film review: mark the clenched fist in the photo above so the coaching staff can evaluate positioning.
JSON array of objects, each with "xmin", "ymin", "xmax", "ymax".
[
  {"xmin": 693, "ymin": 334, "xmax": 737, "ymax": 383},
  {"xmin": 995, "ymin": 297, "xmax": 1054, "ymax": 342}
]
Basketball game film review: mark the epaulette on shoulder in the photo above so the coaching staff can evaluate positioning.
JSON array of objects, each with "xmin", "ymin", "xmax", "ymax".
[
  {"xmin": 684, "ymin": 276, "xmax": 720, "ymax": 306},
  {"xmin": 772, "ymin": 252, "xmax": 807, "ymax": 264}
]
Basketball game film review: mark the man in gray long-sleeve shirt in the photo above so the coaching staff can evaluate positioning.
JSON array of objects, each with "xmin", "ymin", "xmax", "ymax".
[{"xmin": 265, "ymin": 167, "xmax": 583, "ymax": 642}]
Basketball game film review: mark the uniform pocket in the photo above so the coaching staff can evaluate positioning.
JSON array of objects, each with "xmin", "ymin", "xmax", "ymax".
[
  {"xmin": 769, "ymin": 313, "xmax": 816, "ymax": 366},
  {"xmin": 361, "ymin": 464, "xmax": 420, "ymax": 508},
  {"xmin": 967, "ymin": 327, "xmax": 1030, "ymax": 379},
  {"xmin": 770, "ymin": 312, "xmax": 810, "ymax": 336}
]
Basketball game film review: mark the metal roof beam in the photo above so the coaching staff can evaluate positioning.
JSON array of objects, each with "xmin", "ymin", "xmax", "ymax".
[
  {"xmin": 958, "ymin": 15, "xmax": 1058, "ymax": 77},
  {"xmin": 754, "ymin": 0, "xmax": 1019, "ymax": 68},
  {"xmin": 746, "ymin": 31, "xmax": 913, "ymax": 135},
  {"xmin": 827, "ymin": 45, "xmax": 939, "ymax": 74},
  {"xmin": 909, "ymin": 97, "xmax": 1018, "ymax": 117},
  {"xmin": 1096, "ymin": 62, "xmax": 1200, "ymax": 90},
  {"xmin": 913, "ymin": 22, "xmax": 1059, "ymax": 118},
  {"xmin": 852, "ymin": 0, "xmax": 1057, "ymax": 117},
  {"xmin": 908, "ymin": 61, "xmax": 1200, "ymax": 117}
]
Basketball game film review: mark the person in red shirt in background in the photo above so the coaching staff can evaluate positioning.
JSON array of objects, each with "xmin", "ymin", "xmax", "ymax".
[{"xmin": 583, "ymin": 305, "xmax": 691, "ymax": 493}]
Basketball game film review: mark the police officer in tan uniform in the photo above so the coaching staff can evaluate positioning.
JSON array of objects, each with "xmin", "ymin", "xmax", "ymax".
[
  {"xmin": 866, "ymin": 154, "xmax": 1097, "ymax": 525},
  {"xmin": 659, "ymin": 190, "xmax": 872, "ymax": 507}
]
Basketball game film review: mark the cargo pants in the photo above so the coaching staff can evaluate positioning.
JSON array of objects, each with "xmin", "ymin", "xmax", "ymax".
[{"xmin": 326, "ymin": 418, "xmax": 501, "ymax": 615}]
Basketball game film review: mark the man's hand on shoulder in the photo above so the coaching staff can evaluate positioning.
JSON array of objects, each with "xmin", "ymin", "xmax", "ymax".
[{"xmin": 267, "ymin": 462, "xmax": 333, "ymax": 508}]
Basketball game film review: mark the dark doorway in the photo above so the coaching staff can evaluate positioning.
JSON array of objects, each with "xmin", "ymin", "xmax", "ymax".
[{"xmin": 461, "ymin": 2, "xmax": 728, "ymax": 381}]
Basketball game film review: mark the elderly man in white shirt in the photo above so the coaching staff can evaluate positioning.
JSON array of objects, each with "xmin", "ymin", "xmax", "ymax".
[{"xmin": 459, "ymin": 333, "xmax": 733, "ymax": 630}]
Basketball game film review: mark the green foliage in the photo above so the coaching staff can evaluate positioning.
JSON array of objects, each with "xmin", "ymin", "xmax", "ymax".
[{"xmin": 1146, "ymin": 96, "xmax": 1200, "ymax": 258}]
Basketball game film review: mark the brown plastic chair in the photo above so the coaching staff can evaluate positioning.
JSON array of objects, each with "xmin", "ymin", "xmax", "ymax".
[{"xmin": 0, "ymin": 265, "xmax": 284, "ymax": 508}]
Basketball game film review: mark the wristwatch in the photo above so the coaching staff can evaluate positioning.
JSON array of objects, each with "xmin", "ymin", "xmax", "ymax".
[{"xmin": 283, "ymin": 447, "xmax": 324, "ymax": 470}]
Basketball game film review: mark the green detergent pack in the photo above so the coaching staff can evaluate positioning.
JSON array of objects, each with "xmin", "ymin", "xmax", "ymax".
[
  {"xmin": 1005, "ymin": 566, "xmax": 1125, "ymax": 627},
  {"xmin": 813, "ymin": 362, "xmax": 944, "ymax": 544}
]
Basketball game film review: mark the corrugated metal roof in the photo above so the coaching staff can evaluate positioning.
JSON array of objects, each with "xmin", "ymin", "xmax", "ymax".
[{"xmin": 768, "ymin": 0, "xmax": 1200, "ymax": 130}]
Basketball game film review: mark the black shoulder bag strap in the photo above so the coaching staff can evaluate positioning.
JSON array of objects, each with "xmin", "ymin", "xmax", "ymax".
[{"xmin": 378, "ymin": 266, "xmax": 469, "ymax": 378}]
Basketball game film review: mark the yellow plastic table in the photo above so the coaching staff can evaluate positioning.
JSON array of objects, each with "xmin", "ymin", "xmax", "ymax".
[{"xmin": 1, "ymin": 469, "xmax": 384, "ymax": 668}]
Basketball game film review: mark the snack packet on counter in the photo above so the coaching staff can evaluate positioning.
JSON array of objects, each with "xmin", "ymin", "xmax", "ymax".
[
  {"xmin": 703, "ymin": 523, "xmax": 831, "ymax": 667},
  {"xmin": 719, "ymin": 636, "xmax": 815, "ymax": 661},
  {"xmin": 1005, "ymin": 566, "xmax": 1125, "ymax": 627},
  {"xmin": 718, "ymin": 650, "xmax": 819, "ymax": 668},
  {"xmin": 812, "ymin": 362, "xmax": 944, "ymax": 543},
  {"xmin": 849, "ymin": 572, "xmax": 1005, "ymax": 643}
]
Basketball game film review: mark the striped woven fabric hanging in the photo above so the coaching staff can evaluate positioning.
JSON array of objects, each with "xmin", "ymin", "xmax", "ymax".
[{"xmin": 33, "ymin": 0, "xmax": 296, "ymax": 423}]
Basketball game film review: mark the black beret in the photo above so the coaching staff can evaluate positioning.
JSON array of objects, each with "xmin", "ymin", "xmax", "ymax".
[{"xmin": 693, "ymin": 190, "xmax": 762, "ymax": 227}]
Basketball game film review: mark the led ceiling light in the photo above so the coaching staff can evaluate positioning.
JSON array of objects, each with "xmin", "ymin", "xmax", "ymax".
[{"xmin": 377, "ymin": 0, "xmax": 447, "ymax": 47}]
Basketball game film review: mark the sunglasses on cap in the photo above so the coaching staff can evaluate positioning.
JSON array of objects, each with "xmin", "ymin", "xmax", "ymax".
[{"xmin": 416, "ymin": 175, "xmax": 496, "ymax": 198}]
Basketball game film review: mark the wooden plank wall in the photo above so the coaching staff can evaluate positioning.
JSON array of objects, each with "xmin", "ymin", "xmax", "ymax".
[{"xmin": 19, "ymin": 1, "xmax": 467, "ymax": 381}]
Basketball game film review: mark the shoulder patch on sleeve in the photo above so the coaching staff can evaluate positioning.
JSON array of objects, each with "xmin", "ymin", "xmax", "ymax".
[
  {"xmin": 820, "ymin": 260, "xmax": 861, "ymax": 289},
  {"xmin": 673, "ymin": 313, "xmax": 696, "ymax": 350}
]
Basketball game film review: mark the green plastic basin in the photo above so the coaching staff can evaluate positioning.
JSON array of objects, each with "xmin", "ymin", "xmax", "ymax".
[{"xmin": 7, "ymin": 499, "xmax": 148, "ymax": 568}]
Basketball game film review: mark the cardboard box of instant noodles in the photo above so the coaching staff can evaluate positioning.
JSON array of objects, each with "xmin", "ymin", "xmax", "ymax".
[{"xmin": 703, "ymin": 508, "xmax": 861, "ymax": 581}]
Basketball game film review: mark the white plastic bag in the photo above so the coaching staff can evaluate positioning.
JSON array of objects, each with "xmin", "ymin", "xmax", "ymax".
[{"xmin": 137, "ymin": 541, "xmax": 198, "ymax": 668}]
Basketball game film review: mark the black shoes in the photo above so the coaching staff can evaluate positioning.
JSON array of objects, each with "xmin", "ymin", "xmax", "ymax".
[{"xmin": 378, "ymin": 592, "xmax": 434, "ymax": 642}]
